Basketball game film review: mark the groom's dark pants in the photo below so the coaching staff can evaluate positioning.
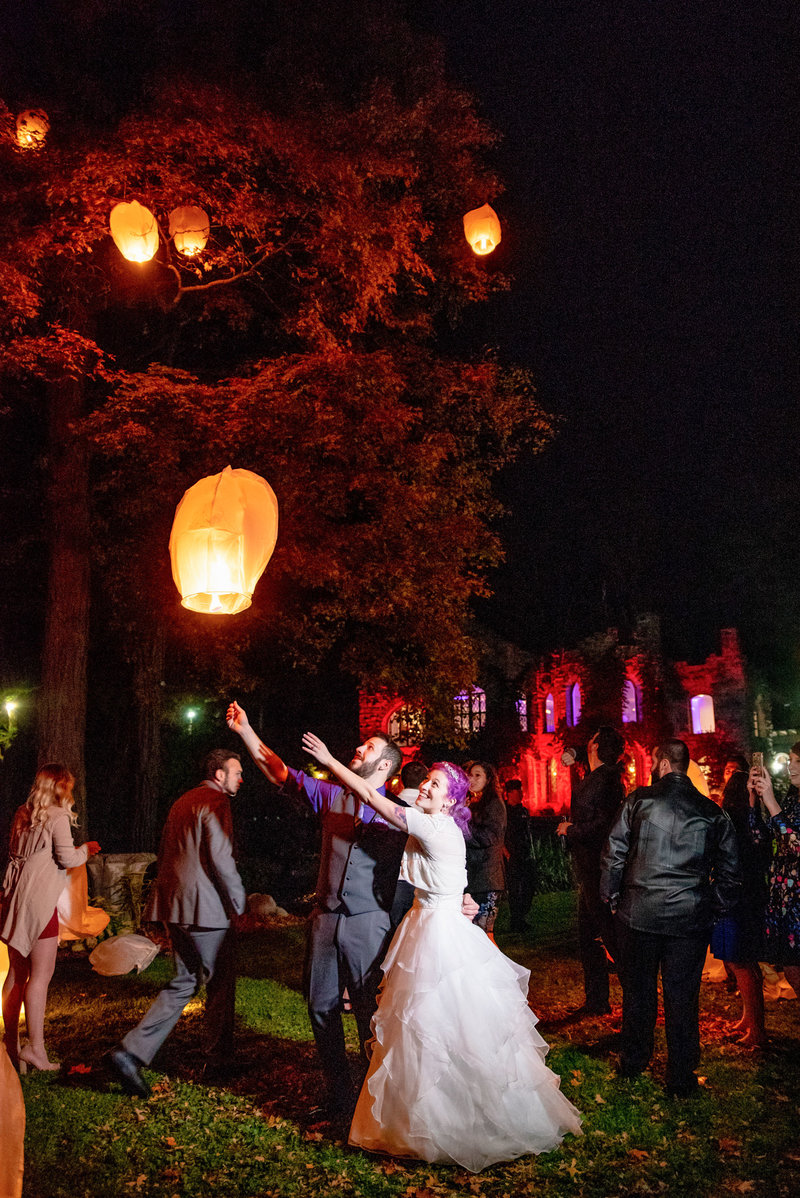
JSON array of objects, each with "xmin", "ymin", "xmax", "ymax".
[{"xmin": 304, "ymin": 909, "xmax": 394, "ymax": 1112}]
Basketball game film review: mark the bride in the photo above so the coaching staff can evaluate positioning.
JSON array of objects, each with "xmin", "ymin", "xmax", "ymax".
[{"xmin": 301, "ymin": 733, "xmax": 582, "ymax": 1173}]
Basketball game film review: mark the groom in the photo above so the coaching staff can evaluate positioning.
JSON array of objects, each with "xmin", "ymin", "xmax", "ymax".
[{"xmin": 227, "ymin": 702, "xmax": 409, "ymax": 1123}]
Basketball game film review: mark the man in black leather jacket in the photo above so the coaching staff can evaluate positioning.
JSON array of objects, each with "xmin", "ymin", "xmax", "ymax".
[{"xmin": 600, "ymin": 739, "xmax": 741, "ymax": 1097}]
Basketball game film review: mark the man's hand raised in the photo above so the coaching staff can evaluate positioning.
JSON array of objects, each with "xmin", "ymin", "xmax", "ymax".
[{"xmin": 226, "ymin": 701, "xmax": 249, "ymax": 733}]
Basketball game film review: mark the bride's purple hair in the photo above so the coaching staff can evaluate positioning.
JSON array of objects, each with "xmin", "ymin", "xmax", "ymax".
[{"xmin": 432, "ymin": 762, "xmax": 472, "ymax": 836}]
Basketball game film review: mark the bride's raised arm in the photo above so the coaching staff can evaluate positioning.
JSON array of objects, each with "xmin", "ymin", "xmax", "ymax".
[{"xmin": 301, "ymin": 732, "xmax": 408, "ymax": 831}]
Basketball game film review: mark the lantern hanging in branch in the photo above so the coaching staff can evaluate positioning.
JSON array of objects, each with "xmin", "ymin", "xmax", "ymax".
[
  {"xmin": 16, "ymin": 109, "xmax": 50, "ymax": 149},
  {"xmin": 109, "ymin": 200, "xmax": 159, "ymax": 263},
  {"xmin": 168, "ymin": 205, "xmax": 210, "ymax": 256},
  {"xmin": 169, "ymin": 466, "xmax": 279, "ymax": 615},
  {"xmin": 463, "ymin": 203, "xmax": 502, "ymax": 256}
]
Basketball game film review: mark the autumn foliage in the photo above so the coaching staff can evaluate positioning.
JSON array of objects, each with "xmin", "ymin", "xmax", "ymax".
[{"xmin": 0, "ymin": 3, "xmax": 552, "ymax": 831}]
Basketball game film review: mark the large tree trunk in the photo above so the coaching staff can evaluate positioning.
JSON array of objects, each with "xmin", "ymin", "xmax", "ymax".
[
  {"xmin": 38, "ymin": 374, "xmax": 90, "ymax": 839},
  {"xmin": 131, "ymin": 624, "xmax": 165, "ymax": 851}
]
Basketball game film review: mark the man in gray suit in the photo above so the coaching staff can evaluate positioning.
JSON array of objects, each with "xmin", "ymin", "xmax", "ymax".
[
  {"xmin": 226, "ymin": 700, "xmax": 406, "ymax": 1125},
  {"xmin": 108, "ymin": 750, "xmax": 246, "ymax": 1097}
]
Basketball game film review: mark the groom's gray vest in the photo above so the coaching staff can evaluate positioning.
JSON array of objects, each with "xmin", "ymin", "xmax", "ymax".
[{"xmin": 285, "ymin": 771, "xmax": 406, "ymax": 915}]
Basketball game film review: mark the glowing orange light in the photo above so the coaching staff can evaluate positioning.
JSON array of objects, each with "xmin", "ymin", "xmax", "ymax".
[
  {"xmin": 0, "ymin": 941, "xmax": 8, "ymax": 1011},
  {"xmin": 16, "ymin": 109, "xmax": 49, "ymax": 149},
  {"xmin": 109, "ymin": 200, "xmax": 159, "ymax": 263},
  {"xmin": 169, "ymin": 466, "xmax": 279, "ymax": 615},
  {"xmin": 463, "ymin": 203, "xmax": 501, "ymax": 255},
  {"xmin": 168, "ymin": 205, "xmax": 210, "ymax": 256}
]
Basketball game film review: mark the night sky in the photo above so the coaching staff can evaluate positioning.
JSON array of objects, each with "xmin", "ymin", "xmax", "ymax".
[
  {"xmin": 410, "ymin": 2, "xmax": 797, "ymax": 683},
  {"xmin": 1, "ymin": 2, "xmax": 796, "ymax": 697}
]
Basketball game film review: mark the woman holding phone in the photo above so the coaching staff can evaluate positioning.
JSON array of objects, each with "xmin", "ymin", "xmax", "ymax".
[{"xmin": 748, "ymin": 746, "xmax": 800, "ymax": 1005}]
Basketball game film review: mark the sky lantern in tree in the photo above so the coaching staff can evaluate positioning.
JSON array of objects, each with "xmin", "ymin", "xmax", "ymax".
[
  {"xmin": 109, "ymin": 200, "xmax": 159, "ymax": 263},
  {"xmin": 463, "ymin": 203, "xmax": 502, "ymax": 255},
  {"xmin": 169, "ymin": 466, "xmax": 279, "ymax": 615},
  {"xmin": 15, "ymin": 109, "xmax": 49, "ymax": 148},
  {"xmin": 168, "ymin": 205, "xmax": 210, "ymax": 256}
]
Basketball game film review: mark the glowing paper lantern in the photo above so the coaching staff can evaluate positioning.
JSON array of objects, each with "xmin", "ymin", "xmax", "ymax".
[
  {"xmin": 16, "ymin": 109, "xmax": 49, "ymax": 148},
  {"xmin": 109, "ymin": 200, "xmax": 159, "ymax": 263},
  {"xmin": 168, "ymin": 205, "xmax": 210, "ymax": 256},
  {"xmin": 169, "ymin": 466, "xmax": 279, "ymax": 614},
  {"xmin": 463, "ymin": 203, "xmax": 501, "ymax": 255}
]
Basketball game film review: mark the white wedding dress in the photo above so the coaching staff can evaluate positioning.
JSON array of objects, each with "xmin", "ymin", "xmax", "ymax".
[{"xmin": 349, "ymin": 806, "xmax": 582, "ymax": 1172}]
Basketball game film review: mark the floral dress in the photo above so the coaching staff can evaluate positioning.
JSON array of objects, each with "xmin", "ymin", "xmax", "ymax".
[{"xmin": 749, "ymin": 790, "xmax": 800, "ymax": 966}]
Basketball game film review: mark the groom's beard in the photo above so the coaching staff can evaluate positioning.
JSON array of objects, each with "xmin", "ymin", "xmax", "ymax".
[{"xmin": 350, "ymin": 757, "xmax": 380, "ymax": 781}]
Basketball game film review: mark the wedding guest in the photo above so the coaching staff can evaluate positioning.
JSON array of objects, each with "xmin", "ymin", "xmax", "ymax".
[
  {"xmin": 710, "ymin": 755, "xmax": 768, "ymax": 1046},
  {"xmin": 1, "ymin": 765, "xmax": 100, "ymax": 1072},
  {"xmin": 748, "ymin": 747, "xmax": 800, "ymax": 1008},
  {"xmin": 465, "ymin": 762, "xmax": 506, "ymax": 938},
  {"xmin": 503, "ymin": 780, "xmax": 535, "ymax": 933},
  {"xmin": 601, "ymin": 739, "xmax": 741, "ymax": 1097},
  {"xmin": 558, "ymin": 727, "xmax": 625, "ymax": 1015}
]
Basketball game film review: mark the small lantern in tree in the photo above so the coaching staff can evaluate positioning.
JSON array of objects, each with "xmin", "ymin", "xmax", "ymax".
[
  {"xmin": 16, "ymin": 109, "xmax": 50, "ymax": 149},
  {"xmin": 463, "ymin": 203, "xmax": 502, "ymax": 255},
  {"xmin": 169, "ymin": 466, "xmax": 279, "ymax": 614},
  {"xmin": 168, "ymin": 205, "xmax": 210, "ymax": 256},
  {"xmin": 109, "ymin": 200, "xmax": 159, "ymax": 263}
]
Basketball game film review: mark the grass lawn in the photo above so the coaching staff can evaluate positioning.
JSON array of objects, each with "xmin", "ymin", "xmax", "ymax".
[{"xmin": 16, "ymin": 892, "xmax": 800, "ymax": 1198}]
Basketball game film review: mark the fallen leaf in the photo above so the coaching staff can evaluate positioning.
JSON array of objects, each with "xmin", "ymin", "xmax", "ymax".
[
  {"xmin": 716, "ymin": 1138, "xmax": 742, "ymax": 1155},
  {"xmin": 163, "ymin": 1136, "xmax": 177, "ymax": 1149},
  {"xmin": 594, "ymin": 1093, "xmax": 606, "ymax": 1104},
  {"xmin": 628, "ymin": 1149, "xmax": 650, "ymax": 1160},
  {"xmin": 68, "ymin": 1063, "xmax": 92, "ymax": 1074}
]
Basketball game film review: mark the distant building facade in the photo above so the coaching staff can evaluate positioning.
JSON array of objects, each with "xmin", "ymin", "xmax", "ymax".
[
  {"xmin": 520, "ymin": 618, "xmax": 752, "ymax": 813},
  {"xmin": 359, "ymin": 617, "xmax": 758, "ymax": 814}
]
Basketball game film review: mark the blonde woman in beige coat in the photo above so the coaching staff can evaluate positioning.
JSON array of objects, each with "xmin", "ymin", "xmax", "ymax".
[{"xmin": 1, "ymin": 764, "xmax": 100, "ymax": 1072}]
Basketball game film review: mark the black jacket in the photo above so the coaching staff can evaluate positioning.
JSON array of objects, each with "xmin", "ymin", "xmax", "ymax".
[
  {"xmin": 566, "ymin": 762, "xmax": 625, "ymax": 882},
  {"xmin": 600, "ymin": 771, "xmax": 741, "ymax": 936},
  {"xmin": 465, "ymin": 791, "xmax": 507, "ymax": 893}
]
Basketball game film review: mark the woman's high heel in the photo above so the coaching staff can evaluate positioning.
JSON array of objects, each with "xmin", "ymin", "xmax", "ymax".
[{"xmin": 18, "ymin": 1046, "xmax": 59, "ymax": 1072}]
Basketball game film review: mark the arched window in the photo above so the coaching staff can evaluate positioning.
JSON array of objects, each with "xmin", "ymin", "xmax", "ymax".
[
  {"xmin": 566, "ymin": 682, "xmax": 582, "ymax": 728},
  {"xmin": 544, "ymin": 693, "xmax": 555, "ymax": 733},
  {"xmin": 516, "ymin": 695, "xmax": 528, "ymax": 733},
  {"xmin": 454, "ymin": 687, "xmax": 487, "ymax": 734},
  {"xmin": 622, "ymin": 679, "xmax": 641, "ymax": 724},
  {"xmin": 690, "ymin": 694, "xmax": 715, "ymax": 734},
  {"xmin": 387, "ymin": 704, "xmax": 425, "ymax": 747}
]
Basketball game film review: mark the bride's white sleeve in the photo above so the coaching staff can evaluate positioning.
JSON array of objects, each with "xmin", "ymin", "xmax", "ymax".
[{"xmin": 403, "ymin": 806, "xmax": 446, "ymax": 848}]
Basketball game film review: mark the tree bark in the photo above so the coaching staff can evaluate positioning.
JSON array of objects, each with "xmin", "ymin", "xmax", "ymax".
[
  {"xmin": 38, "ymin": 374, "xmax": 90, "ymax": 839},
  {"xmin": 131, "ymin": 623, "xmax": 165, "ymax": 851}
]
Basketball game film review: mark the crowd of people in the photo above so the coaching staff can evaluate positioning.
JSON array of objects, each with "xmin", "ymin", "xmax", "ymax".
[{"xmin": 1, "ymin": 710, "xmax": 799, "ymax": 1174}]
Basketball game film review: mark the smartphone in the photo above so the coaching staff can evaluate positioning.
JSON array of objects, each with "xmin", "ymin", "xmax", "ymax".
[{"xmin": 752, "ymin": 752, "xmax": 764, "ymax": 775}]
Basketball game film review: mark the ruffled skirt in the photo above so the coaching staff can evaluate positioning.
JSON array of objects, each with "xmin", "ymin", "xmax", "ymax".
[{"xmin": 349, "ymin": 895, "xmax": 582, "ymax": 1172}]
